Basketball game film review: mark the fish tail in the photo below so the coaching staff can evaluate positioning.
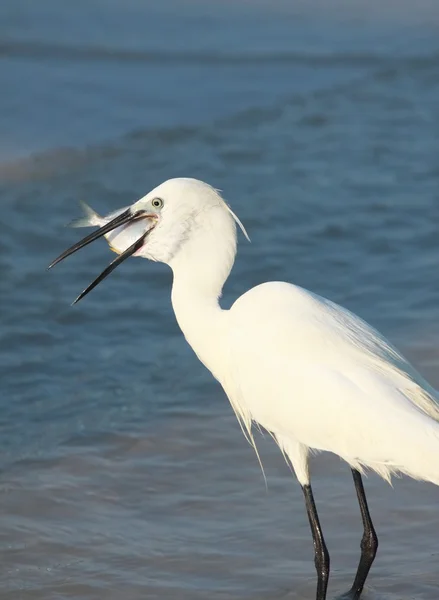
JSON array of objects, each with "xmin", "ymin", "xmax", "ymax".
[{"xmin": 69, "ymin": 201, "xmax": 103, "ymax": 228}]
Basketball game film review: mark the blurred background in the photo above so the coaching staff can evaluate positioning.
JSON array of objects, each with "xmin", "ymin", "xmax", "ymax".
[{"xmin": 1, "ymin": 1, "xmax": 439, "ymax": 598}]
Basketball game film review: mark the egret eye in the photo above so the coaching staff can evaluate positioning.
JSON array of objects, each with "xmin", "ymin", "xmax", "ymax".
[{"xmin": 151, "ymin": 197, "xmax": 163, "ymax": 209}]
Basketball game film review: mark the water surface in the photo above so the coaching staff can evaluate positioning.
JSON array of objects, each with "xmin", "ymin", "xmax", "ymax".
[{"xmin": 1, "ymin": 1, "xmax": 439, "ymax": 598}]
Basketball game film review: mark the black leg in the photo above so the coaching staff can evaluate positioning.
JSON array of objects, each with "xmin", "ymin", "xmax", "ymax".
[
  {"xmin": 302, "ymin": 483, "xmax": 330, "ymax": 600},
  {"xmin": 340, "ymin": 469, "xmax": 378, "ymax": 599}
]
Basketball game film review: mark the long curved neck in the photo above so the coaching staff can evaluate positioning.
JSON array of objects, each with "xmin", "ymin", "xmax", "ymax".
[{"xmin": 169, "ymin": 223, "xmax": 236, "ymax": 380}]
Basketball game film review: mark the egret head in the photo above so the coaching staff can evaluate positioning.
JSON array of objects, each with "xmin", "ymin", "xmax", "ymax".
[{"xmin": 48, "ymin": 178, "xmax": 248, "ymax": 303}]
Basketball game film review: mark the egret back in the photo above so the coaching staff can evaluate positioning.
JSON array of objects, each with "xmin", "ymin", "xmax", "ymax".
[{"xmin": 225, "ymin": 281, "xmax": 439, "ymax": 485}]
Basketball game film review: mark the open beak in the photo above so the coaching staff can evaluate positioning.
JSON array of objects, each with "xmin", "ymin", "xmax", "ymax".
[{"xmin": 48, "ymin": 208, "xmax": 153, "ymax": 304}]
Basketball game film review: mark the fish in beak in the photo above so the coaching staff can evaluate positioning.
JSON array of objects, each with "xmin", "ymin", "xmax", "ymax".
[{"xmin": 48, "ymin": 206, "xmax": 155, "ymax": 304}]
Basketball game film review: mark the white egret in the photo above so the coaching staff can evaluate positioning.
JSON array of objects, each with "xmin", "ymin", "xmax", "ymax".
[{"xmin": 49, "ymin": 178, "xmax": 439, "ymax": 600}]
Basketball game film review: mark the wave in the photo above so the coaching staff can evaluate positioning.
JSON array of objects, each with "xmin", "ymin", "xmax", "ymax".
[
  {"xmin": 0, "ymin": 125, "xmax": 199, "ymax": 183},
  {"xmin": 2, "ymin": 49, "xmax": 438, "ymax": 185},
  {"xmin": 1, "ymin": 39, "xmax": 438, "ymax": 68}
]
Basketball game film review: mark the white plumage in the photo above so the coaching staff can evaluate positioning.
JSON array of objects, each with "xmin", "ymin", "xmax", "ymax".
[
  {"xmin": 228, "ymin": 281, "xmax": 439, "ymax": 486},
  {"xmin": 50, "ymin": 177, "xmax": 439, "ymax": 600}
]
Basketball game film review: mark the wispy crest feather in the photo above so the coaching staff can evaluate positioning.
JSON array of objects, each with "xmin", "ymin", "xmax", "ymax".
[{"xmin": 213, "ymin": 187, "xmax": 250, "ymax": 243}]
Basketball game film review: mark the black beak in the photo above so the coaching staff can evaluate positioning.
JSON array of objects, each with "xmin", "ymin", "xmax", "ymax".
[
  {"xmin": 48, "ymin": 208, "xmax": 142, "ymax": 269},
  {"xmin": 48, "ymin": 208, "xmax": 151, "ymax": 304},
  {"xmin": 72, "ymin": 231, "xmax": 149, "ymax": 304}
]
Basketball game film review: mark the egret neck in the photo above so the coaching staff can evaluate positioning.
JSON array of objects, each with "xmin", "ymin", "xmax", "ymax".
[{"xmin": 169, "ymin": 205, "xmax": 236, "ymax": 381}]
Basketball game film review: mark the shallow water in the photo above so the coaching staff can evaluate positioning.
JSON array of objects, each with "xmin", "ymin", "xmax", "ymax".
[{"xmin": 2, "ymin": 1, "xmax": 439, "ymax": 598}]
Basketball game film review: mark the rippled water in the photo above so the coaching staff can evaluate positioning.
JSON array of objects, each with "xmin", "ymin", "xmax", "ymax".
[{"xmin": 2, "ymin": 1, "xmax": 439, "ymax": 598}]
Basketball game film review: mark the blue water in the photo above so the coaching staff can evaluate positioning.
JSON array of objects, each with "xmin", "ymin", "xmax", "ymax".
[{"xmin": 1, "ymin": 1, "xmax": 439, "ymax": 598}]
